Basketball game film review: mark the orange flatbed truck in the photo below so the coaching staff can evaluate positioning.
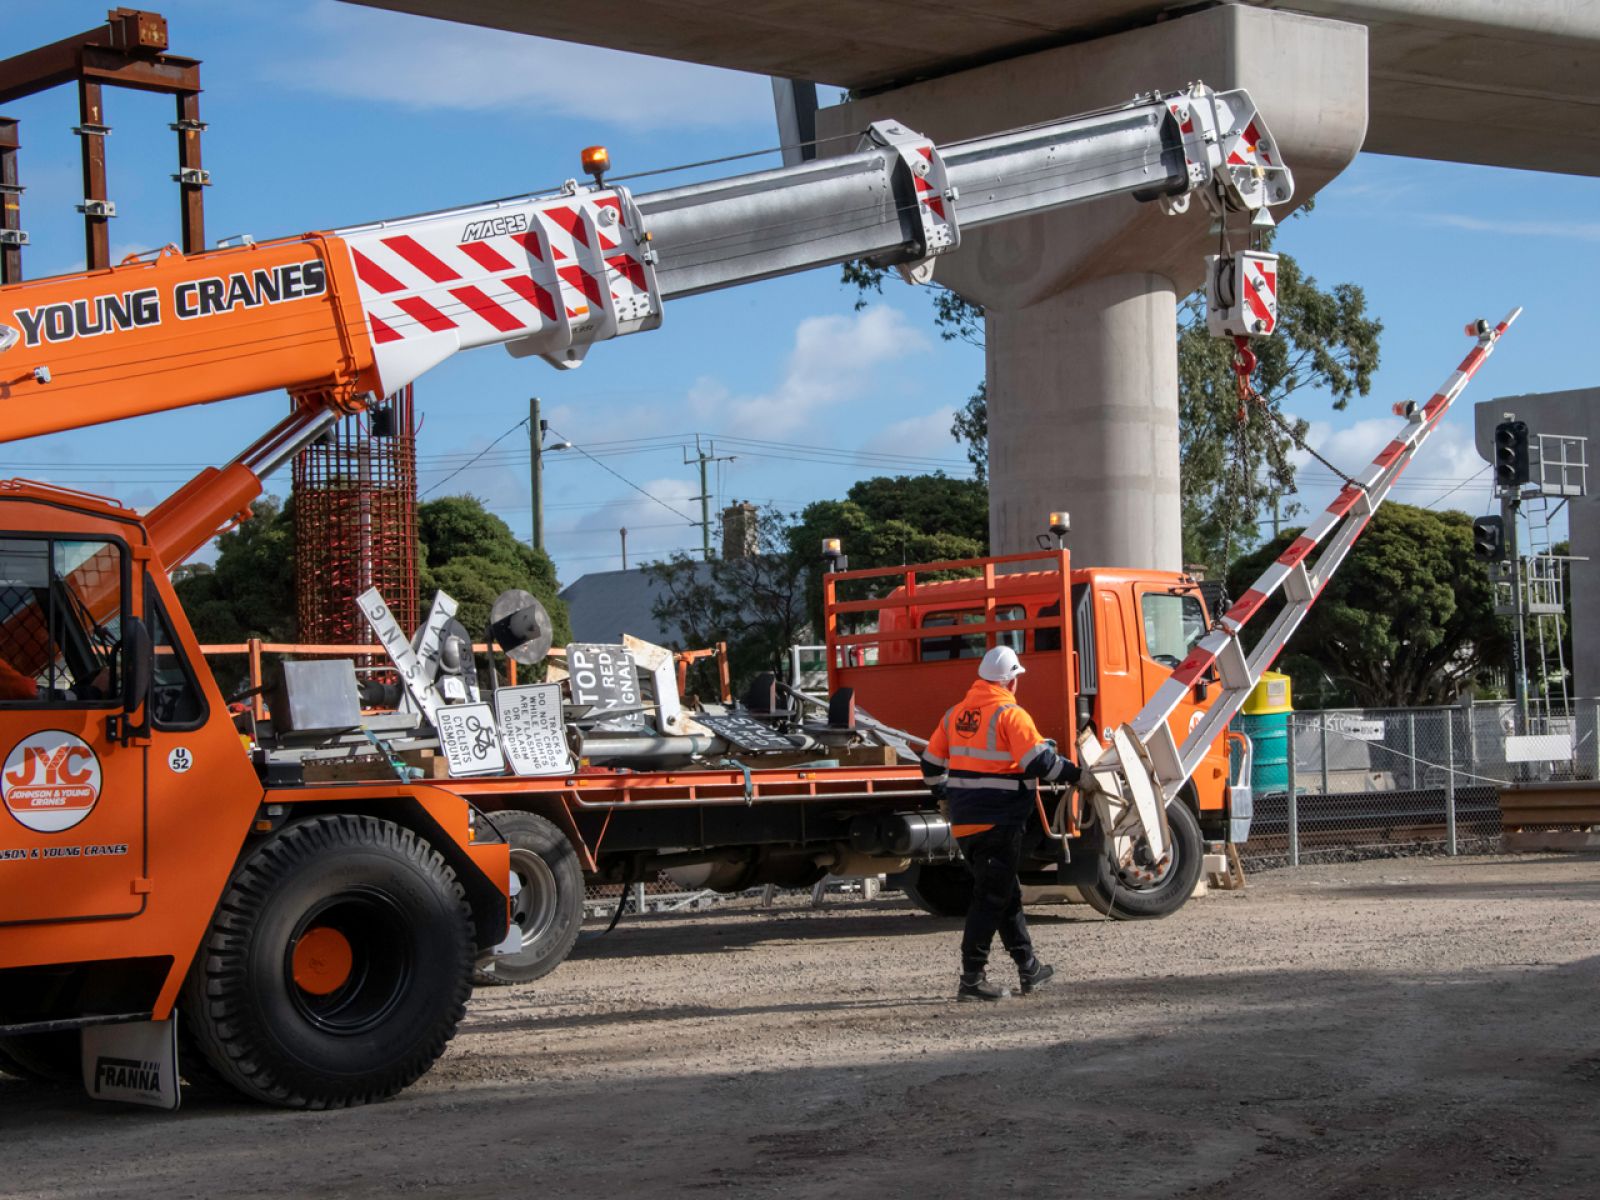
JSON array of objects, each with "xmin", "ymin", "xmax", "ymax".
[{"xmin": 0, "ymin": 82, "xmax": 1299, "ymax": 1107}]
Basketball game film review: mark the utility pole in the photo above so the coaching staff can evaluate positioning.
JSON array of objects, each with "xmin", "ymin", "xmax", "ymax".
[
  {"xmin": 529, "ymin": 396, "xmax": 545, "ymax": 553},
  {"xmin": 619, "ymin": 527, "xmax": 628, "ymax": 570},
  {"xmin": 684, "ymin": 434, "xmax": 735, "ymax": 560}
]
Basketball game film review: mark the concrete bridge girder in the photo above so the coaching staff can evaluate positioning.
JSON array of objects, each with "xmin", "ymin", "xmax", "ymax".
[{"xmin": 816, "ymin": 5, "xmax": 1368, "ymax": 570}]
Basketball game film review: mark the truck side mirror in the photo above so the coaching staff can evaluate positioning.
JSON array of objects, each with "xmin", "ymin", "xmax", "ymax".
[{"xmin": 121, "ymin": 617, "xmax": 153, "ymax": 734}]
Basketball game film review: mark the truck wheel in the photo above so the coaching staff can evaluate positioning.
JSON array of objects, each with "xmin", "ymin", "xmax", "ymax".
[
  {"xmin": 901, "ymin": 862, "xmax": 973, "ymax": 918},
  {"xmin": 483, "ymin": 810, "xmax": 582, "ymax": 984},
  {"xmin": 1079, "ymin": 799, "xmax": 1204, "ymax": 920},
  {"xmin": 0, "ymin": 1032, "xmax": 79, "ymax": 1084},
  {"xmin": 180, "ymin": 814, "xmax": 474, "ymax": 1110}
]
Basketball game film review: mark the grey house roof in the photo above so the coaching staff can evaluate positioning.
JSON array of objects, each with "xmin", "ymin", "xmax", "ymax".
[{"xmin": 558, "ymin": 564, "xmax": 714, "ymax": 647}]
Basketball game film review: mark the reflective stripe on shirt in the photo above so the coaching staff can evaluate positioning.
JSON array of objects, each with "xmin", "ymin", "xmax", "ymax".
[
  {"xmin": 947, "ymin": 774, "xmax": 1025, "ymax": 793},
  {"xmin": 948, "ymin": 745, "xmax": 1013, "ymax": 763}
]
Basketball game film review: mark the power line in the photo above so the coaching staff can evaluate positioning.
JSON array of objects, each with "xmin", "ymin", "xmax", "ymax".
[
  {"xmin": 419, "ymin": 417, "xmax": 528, "ymax": 498},
  {"xmin": 545, "ymin": 425, "xmax": 698, "ymax": 525}
]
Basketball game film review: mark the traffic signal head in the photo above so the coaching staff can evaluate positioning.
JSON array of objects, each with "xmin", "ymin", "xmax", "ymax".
[
  {"xmin": 1472, "ymin": 514, "xmax": 1506, "ymax": 562},
  {"xmin": 1493, "ymin": 420, "xmax": 1530, "ymax": 489}
]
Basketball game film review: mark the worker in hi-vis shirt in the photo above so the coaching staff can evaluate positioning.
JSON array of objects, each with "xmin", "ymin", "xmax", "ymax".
[{"xmin": 921, "ymin": 645, "xmax": 1081, "ymax": 1001}]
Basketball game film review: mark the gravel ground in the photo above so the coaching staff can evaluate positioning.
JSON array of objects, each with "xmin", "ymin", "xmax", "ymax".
[{"xmin": 4, "ymin": 852, "xmax": 1599, "ymax": 1199}]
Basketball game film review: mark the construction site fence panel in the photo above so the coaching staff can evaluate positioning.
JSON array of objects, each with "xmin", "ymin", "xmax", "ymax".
[{"xmin": 1237, "ymin": 699, "xmax": 1599, "ymax": 866}]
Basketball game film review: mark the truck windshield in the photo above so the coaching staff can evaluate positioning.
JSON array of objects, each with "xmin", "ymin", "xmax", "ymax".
[
  {"xmin": 0, "ymin": 538, "xmax": 124, "ymax": 705},
  {"xmin": 1141, "ymin": 591, "xmax": 1206, "ymax": 667}
]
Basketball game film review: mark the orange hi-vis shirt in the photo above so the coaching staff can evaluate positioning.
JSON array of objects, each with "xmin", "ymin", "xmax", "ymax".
[{"xmin": 920, "ymin": 679, "xmax": 1079, "ymax": 832}]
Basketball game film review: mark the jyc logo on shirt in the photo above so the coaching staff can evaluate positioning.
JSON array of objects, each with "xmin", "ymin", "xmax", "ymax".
[{"xmin": 954, "ymin": 709, "xmax": 982, "ymax": 736}]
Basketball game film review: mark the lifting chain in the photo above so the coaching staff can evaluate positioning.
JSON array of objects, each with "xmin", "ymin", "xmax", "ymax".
[{"xmin": 1218, "ymin": 336, "xmax": 1360, "ymax": 578}]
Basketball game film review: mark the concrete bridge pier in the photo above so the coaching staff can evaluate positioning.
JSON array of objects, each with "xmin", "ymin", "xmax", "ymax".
[
  {"xmin": 986, "ymin": 273, "xmax": 1181, "ymax": 570},
  {"xmin": 817, "ymin": 4, "xmax": 1369, "ymax": 569}
]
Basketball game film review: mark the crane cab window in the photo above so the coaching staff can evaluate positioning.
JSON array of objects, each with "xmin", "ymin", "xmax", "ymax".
[
  {"xmin": 918, "ymin": 606, "xmax": 1025, "ymax": 662},
  {"xmin": 1141, "ymin": 592, "xmax": 1207, "ymax": 668},
  {"xmin": 0, "ymin": 538, "xmax": 125, "ymax": 706},
  {"xmin": 147, "ymin": 586, "xmax": 207, "ymax": 729}
]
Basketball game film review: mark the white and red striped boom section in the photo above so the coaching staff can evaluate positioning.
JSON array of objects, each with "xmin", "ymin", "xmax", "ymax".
[{"xmin": 1116, "ymin": 310, "xmax": 1521, "ymax": 855}]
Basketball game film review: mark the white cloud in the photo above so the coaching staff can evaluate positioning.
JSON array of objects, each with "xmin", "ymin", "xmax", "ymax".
[
  {"xmin": 547, "ymin": 475, "xmax": 701, "ymax": 575},
  {"xmin": 543, "ymin": 305, "xmax": 930, "ymax": 449},
  {"xmin": 860, "ymin": 405, "xmax": 959, "ymax": 463},
  {"xmin": 266, "ymin": 1, "xmax": 770, "ymax": 130},
  {"xmin": 686, "ymin": 307, "xmax": 930, "ymax": 439},
  {"xmin": 1288, "ymin": 415, "xmax": 1489, "ymax": 515},
  {"xmin": 1425, "ymin": 213, "xmax": 1600, "ymax": 243}
]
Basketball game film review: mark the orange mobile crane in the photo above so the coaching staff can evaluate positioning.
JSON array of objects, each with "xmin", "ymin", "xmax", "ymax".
[{"xmin": 0, "ymin": 78, "xmax": 1416, "ymax": 1111}]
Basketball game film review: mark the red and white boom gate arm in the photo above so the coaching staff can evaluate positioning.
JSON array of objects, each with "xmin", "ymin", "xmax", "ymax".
[{"xmin": 1081, "ymin": 309, "xmax": 1523, "ymax": 873}]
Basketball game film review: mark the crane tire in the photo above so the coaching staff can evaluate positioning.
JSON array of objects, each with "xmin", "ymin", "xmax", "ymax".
[
  {"xmin": 901, "ymin": 861, "xmax": 974, "ymax": 918},
  {"xmin": 1079, "ymin": 799, "xmax": 1204, "ymax": 920},
  {"xmin": 180, "ymin": 814, "xmax": 474, "ymax": 1110},
  {"xmin": 479, "ymin": 810, "xmax": 582, "ymax": 985}
]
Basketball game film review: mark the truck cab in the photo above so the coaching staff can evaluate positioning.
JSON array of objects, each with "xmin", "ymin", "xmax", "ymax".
[{"xmin": 823, "ymin": 548, "xmax": 1238, "ymax": 916}]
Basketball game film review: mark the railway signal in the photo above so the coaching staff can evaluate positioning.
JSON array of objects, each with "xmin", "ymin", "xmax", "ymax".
[
  {"xmin": 1494, "ymin": 419, "xmax": 1531, "ymax": 489},
  {"xmin": 1471, "ymin": 514, "xmax": 1506, "ymax": 562}
]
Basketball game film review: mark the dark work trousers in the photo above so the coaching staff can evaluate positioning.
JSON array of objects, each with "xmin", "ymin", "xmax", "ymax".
[{"xmin": 956, "ymin": 823, "xmax": 1034, "ymax": 977}]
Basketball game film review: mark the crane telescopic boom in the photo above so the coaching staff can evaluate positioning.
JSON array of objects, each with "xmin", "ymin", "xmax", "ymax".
[{"xmin": 0, "ymin": 83, "xmax": 1288, "ymax": 449}]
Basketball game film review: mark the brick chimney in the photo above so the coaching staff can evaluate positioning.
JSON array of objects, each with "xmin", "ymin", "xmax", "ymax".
[{"xmin": 721, "ymin": 501, "xmax": 759, "ymax": 560}]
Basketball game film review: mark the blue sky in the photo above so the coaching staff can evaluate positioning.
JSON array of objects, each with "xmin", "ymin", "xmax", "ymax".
[{"xmin": 4, "ymin": 0, "xmax": 1596, "ymax": 577}]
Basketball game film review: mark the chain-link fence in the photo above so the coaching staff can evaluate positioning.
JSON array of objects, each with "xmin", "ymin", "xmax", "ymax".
[
  {"xmin": 1240, "ymin": 699, "xmax": 1599, "ymax": 865},
  {"xmin": 573, "ymin": 700, "xmax": 1594, "ymax": 914}
]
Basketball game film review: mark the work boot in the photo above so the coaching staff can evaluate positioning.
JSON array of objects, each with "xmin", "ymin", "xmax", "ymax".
[
  {"xmin": 957, "ymin": 972, "xmax": 1010, "ymax": 1002},
  {"xmin": 1018, "ymin": 959, "xmax": 1056, "ymax": 995}
]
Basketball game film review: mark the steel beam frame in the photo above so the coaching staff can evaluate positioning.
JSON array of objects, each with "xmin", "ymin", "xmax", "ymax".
[{"xmin": 0, "ymin": 7, "xmax": 204, "ymax": 279}]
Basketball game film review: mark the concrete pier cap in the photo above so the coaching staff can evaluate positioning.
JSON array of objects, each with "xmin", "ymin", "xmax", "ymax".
[{"xmin": 815, "ymin": 5, "xmax": 1368, "ymax": 569}]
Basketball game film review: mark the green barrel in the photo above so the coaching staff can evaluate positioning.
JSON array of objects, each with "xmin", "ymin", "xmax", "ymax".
[
  {"xmin": 1238, "ymin": 672, "xmax": 1293, "ymax": 795},
  {"xmin": 1239, "ymin": 711, "xmax": 1290, "ymax": 794}
]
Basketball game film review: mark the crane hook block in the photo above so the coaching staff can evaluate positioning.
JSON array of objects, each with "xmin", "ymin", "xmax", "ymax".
[{"xmin": 1205, "ymin": 250, "xmax": 1279, "ymax": 339}]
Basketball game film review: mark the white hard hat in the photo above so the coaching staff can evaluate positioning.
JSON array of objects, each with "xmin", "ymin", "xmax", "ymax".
[{"xmin": 978, "ymin": 645, "xmax": 1025, "ymax": 683}]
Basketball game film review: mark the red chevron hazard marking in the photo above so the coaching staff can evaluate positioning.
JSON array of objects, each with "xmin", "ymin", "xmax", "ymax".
[
  {"xmin": 548, "ymin": 207, "xmax": 589, "ymax": 248},
  {"xmin": 395, "ymin": 295, "xmax": 455, "ymax": 333},
  {"xmin": 368, "ymin": 313, "xmax": 401, "ymax": 344},
  {"xmin": 513, "ymin": 230, "xmax": 543, "ymax": 261},
  {"xmin": 605, "ymin": 254, "xmax": 648, "ymax": 292},
  {"xmin": 460, "ymin": 241, "xmax": 515, "ymax": 273},
  {"xmin": 504, "ymin": 274, "xmax": 557, "ymax": 321},
  {"xmin": 449, "ymin": 285, "xmax": 523, "ymax": 332},
  {"xmin": 558, "ymin": 265, "xmax": 604, "ymax": 305},
  {"xmin": 382, "ymin": 235, "xmax": 460, "ymax": 283},
  {"xmin": 352, "ymin": 249, "xmax": 405, "ymax": 294}
]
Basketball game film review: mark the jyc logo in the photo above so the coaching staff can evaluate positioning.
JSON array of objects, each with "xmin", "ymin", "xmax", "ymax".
[{"xmin": 3, "ymin": 731, "xmax": 102, "ymax": 833}]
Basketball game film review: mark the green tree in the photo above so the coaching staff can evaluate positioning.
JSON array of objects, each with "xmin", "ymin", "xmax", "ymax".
[
  {"xmin": 173, "ymin": 496, "xmax": 298, "ymax": 644},
  {"xmin": 418, "ymin": 495, "xmax": 570, "ymax": 646},
  {"xmin": 644, "ymin": 506, "xmax": 810, "ymax": 689},
  {"xmin": 788, "ymin": 473, "xmax": 990, "ymax": 628},
  {"xmin": 1226, "ymin": 504, "xmax": 1507, "ymax": 707},
  {"xmin": 844, "ymin": 215, "xmax": 1383, "ymax": 574},
  {"xmin": 173, "ymin": 493, "xmax": 570, "ymax": 657}
]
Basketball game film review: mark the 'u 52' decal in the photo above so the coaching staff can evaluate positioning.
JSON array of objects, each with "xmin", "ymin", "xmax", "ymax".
[{"xmin": 10, "ymin": 260, "xmax": 327, "ymax": 348}]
